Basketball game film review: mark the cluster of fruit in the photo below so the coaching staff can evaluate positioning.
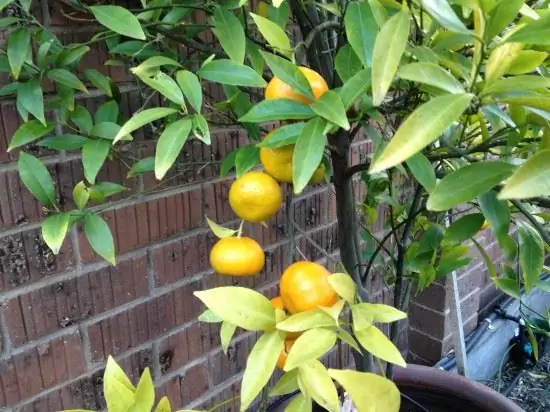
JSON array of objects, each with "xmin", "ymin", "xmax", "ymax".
[{"xmin": 208, "ymin": 67, "xmax": 335, "ymax": 368}]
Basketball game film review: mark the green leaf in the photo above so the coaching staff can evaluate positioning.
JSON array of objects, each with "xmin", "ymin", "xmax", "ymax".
[
  {"xmin": 90, "ymin": 5, "xmax": 146, "ymax": 40},
  {"xmin": 39, "ymin": 135, "xmax": 87, "ymax": 151},
  {"xmin": 285, "ymin": 393, "xmax": 312, "ymax": 412},
  {"xmin": 220, "ymin": 149, "xmax": 237, "ymax": 177},
  {"xmin": 114, "ymin": 108, "xmax": 178, "ymax": 144},
  {"xmin": 154, "ymin": 118, "xmax": 193, "ymax": 180},
  {"xmin": 419, "ymin": 0, "xmax": 470, "ymax": 34},
  {"xmin": 95, "ymin": 101, "xmax": 119, "ymax": 124},
  {"xmin": 405, "ymin": 153, "xmax": 436, "ymax": 193},
  {"xmin": 284, "ymin": 328, "xmax": 337, "ymax": 371},
  {"xmin": 507, "ymin": 14, "xmax": 550, "ymax": 45},
  {"xmin": 128, "ymin": 157, "xmax": 155, "ymax": 178},
  {"xmin": 427, "ymin": 161, "xmax": 515, "ymax": 211},
  {"xmin": 398, "ymin": 62, "xmax": 465, "ymax": 94},
  {"xmin": 328, "ymin": 273, "xmax": 356, "ymax": 303},
  {"xmin": 250, "ymin": 13, "xmax": 291, "ymax": 52},
  {"xmin": 292, "ymin": 117, "xmax": 327, "ymax": 194},
  {"xmin": 472, "ymin": 238, "xmax": 497, "ymax": 279},
  {"xmin": 329, "ymin": 369, "xmax": 401, "ymax": 412},
  {"xmin": 176, "ymin": 70, "xmax": 202, "ymax": 112},
  {"xmin": 335, "ymin": 44, "xmax": 364, "ymax": 82},
  {"xmin": 8, "ymin": 27, "xmax": 30, "ymax": 80},
  {"xmin": 71, "ymin": 105, "xmax": 93, "ymax": 134},
  {"xmin": 479, "ymin": 190, "xmax": 509, "ymax": 238},
  {"xmin": 483, "ymin": 76, "xmax": 550, "ymax": 96},
  {"xmin": 84, "ymin": 69, "xmax": 112, "ymax": 97},
  {"xmin": 198, "ymin": 309, "xmax": 223, "ymax": 323},
  {"xmin": 355, "ymin": 325, "xmax": 406, "ymax": 366},
  {"xmin": 235, "ymin": 144, "xmax": 259, "ymax": 177},
  {"xmin": 138, "ymin": 72, "xmax": 184, "ymax": 105},
  {"xmin": 247, "ymin": 39, "xmax": 265, "ymax": 75},
  {"xmin": 17, "ymin": 79, "xmax": 46, "ymax": 125},
  {"xmin": 220, "ymin": 321, "xmax": 236, "ymax": 355},
  {"xmin": 131, "ymin": 56, "xmax": 182, "ymax": 77},
  {"xmin": 518, "ymin": 224, "xmax": 544, "ymax": 292},
  {"xmin": 8, "ymin": 120, "xmax": 54, "ymax": 151},
  {"xmin": 493, "ymin": 276, "xmax": 520, "ymax": 299},
  {"xmin": 261, "ymin": 51, "xmax": 313, "ymax": 99},
  {"xmin": 370, "ymin": 94, "xmax": 473, "ymax": 173},
  {"xmin": 336, "ymin": 328, "xmax": 362, "ymax": 353},
  {"xmin": 298, "ymin": 361, "xmax": 340, "ymax": 412},
  {"xmin": 90, "ymin": 122, "xmax": 124, "ymax": 140},
  {"xmin": 498, "ymin": 150, "xmax": 550, "ymax": 200},
  {"xmin": 0, "ymin": 0, "xmax": 15, "ymax": 13},
  {"xmin": 135, "ymin": 368, "xmax": 155, "ymax": 411},
  {"xmin": 258, "ymin": 123, "xmax": 305, "ymax": 148},
  {"xmin": 84, "ymin": 213, "xmax": 116, "ymax": 265},
  {"xmin": 276, "ymin": 309, "xmax": 336, "ymax": 332},
  {"xmin": 213, "ymin": 6, "xmax": 245, "ymax": 64},
  {"xmin": 239, "ymin": 99, "xmax": 315, "ymax": 122},
  {"xmin": 41, "ymin": 213, "xmax": 70, "ymax": 254},
  {"xmin": 311, "ymin": 91, "xmax": 349, "ymax": 130},
  {"xmin": 82, "ymin": 140, "xmax": 111, "ymax": 184},
  {"xmin": 199, "ymin": 59, "xmax": 266, "ymax": 88},
  {"xmin": 270, "ymin": 370, "xmax": 299, "ymax": 396},
  {"xmin": 345, "ymin": 1, "xmax": 378, "ymax": 66},
  {"xmin": 194, "ymin": 287, "xmax": 276, "ymax": 330},
  {"xmin": 56, "ymin": 45, "xmax": 91, "ymax": 67},
  {"xmin": 103, "ymin": 357, "xmax": 135, "ymax": 411},
  {"xmin": 485, "ymin": 0, "xmax": 524, "ymax": 40},
  {"xmin": 154, "ymin": 396, "xmax": 171, "ymax": 412},
  {"xmin": 240, "ymin": 330, "xmax": 284, "ymax": 411},
  {"xmin": 90, "ymin": 182, "xmax": 127, "ymax": 198},
  {"xmin": 354, "ymin": 303, "xmax": 407, "ymax": 324},
  {"xmin": 47, "ymin": 69, "xmax": 88, "ymax": 92},
  {"xmin": 18, "ymin": 152, "xmax": 56, "ymax": 207},
  {"xmin": 371, "ymin": 9, "xmax": 410, "ymax": 106},
  {"xmin": 224, "ymin": 85, "xmax": 261, "ymax": 140},
  {"xmin": 445, "ymin": 213, "xmax": 485, "ymax": 244},
  {"xmin": 193, "ymin": 114, "xmax": 210, "ymax": 144},
  {"xmin": 497, "ymin": 95, "xmax": 550, "ymax": 112},
  {"xmin": 506, "ymin": 51, "xmax": 548, "ymax": 75},
  {"xmin": 73, "ymin": 181, "xmax": 89, "ymax": 210}
]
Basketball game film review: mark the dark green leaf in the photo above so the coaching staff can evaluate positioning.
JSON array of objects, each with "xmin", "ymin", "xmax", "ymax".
[
  {"xmin": 485, "ymin": 0, "xmax": 524, "ymax": 40},
  {"xmin": 266, "ymin": 1, "xmax": 290, "ymax": 27},
  {"xmin": 445, "ymin": 213, "xmax": 485, "ymax": 243},
  {"xmin": 84, "ymin": 213, "xmax": 116, "ymax": 265},
  {"xmin": 39, "ymin": 134, "xmax": 88, "ymax": 151},
  {"xmin": 8, "ymin": 27, "xmax": 30, "ymax": 80},
  {"xmin": 0, "ymin": 16, "xmax": 20, "ymax": 28},
  {"xmin": 235, "ymin": 145, "xmax": 260, "ymax": 177},
  {"xmin": 213, "ymin": 6, "xmax": 246, "ymax": 64},
  {"xmin": 8, "ymin": 121, "xmax": 54, "ymax": 151},
  {"xmin": 338, "ymin": 68, "xmax": 372, "ymax": 109},
  {"xmin": 71, "ymin": 105, "xmax": 93, "ymax": 134},
  {"xmin": 258, "ymin": 123, "xmax": 305, "ymax": 148},
  {"xmin": 220, "ymin": 148, "xmax": 238, "ymax": 177},
  {"xmin": 518, "ymin": 224, "xmax": 544, "ymax": 292},
  {"xmin": 261, "ymin": 52, "xmax": 313, "ymax": 99},
  {"xmin": 419, "ymin": 0, "xmax": 470, "ymax": 34},
  {"xmin": 193, "ymin": 114, "xmax": 210, "ymax": 144},
  {"xmin": 494, "ymin": 277, "xmax": 520, "ymax": 299},
  {"xmin": 479, "ymin": 190, "xmax": 509, "ymax": 238},
  {"xmin": 310, "ymin": 90, "xmax": 349, "ymax": 130},
  {"xmin": 82, "ymin": 140, "xmax": 111, "ymax": 184},
  {"xmin": 199, "ymin": 59, "xmax": 267, "ymax": 88},
  {"xmin": 397, "ymin": 62, "xmax": 464, "ymax": 94},
  {"xmin": 41, "ymin": 213, "xmax": 70, "ymax": 254},
  {"xmin": 335, "ymin": 44, "xmax": 363, "ymax": 82},
  {"xmin": 406, "ymin": 153, "xmax": 436, "ymax": 193},
  {"xmin": 418, "ymin": 224, "xmax": 444, "ymax": 254},
  {"xmin": 56, "ymin": 45, "xmax": 91, "ymax": 67},
  {"xmin": 293, "ymin": 117, "xmax": 327, "ymax": 194},
  {"xmin": 176, "ymin": 70, "xmax": 202, "ymax": 112},
  {"xmin": 17, "ymin": 79, "xmax": 46, "ymax": 125},
  {"xmin": 345, "ymin": 1, "xmax": 378, "ymax": 66},
  {"xmin": 239, "ymin": 99, "xmax": 315, "ymax": 122},
  {"xmin": 95, "ymin": 101, "xmax": 119, "ymax": 124},
  {"xmin": 0, "ymin": 82, "xmax": 19, "ymax": 97},
  {"xmin": 114, "ymin": 108, "xmax": 178, "ymax": 144},
  {"xmin": 47, "ymin": 69, "xmax": 88, "ymax": 92},
  {"xmin": 90, "ymin": 122, "xmax": 123, "ymax": 140},
  {"xmin": 472, "ymin": 238, "xmax": 498, "ymax": 279},
  {"xmin": 247, "ymin": 39, "xmax": 265, "ymax": 75},
  {"xmin": 128, "ymin": 157, "xmax": 155, "ymax": 178},
  {"xmin": 90, "ymin": 182, "xmax": 127, "ymax": 197},
  {"xmin": 18, "ymin": 152, "xmax": 56, "ymax": 207},
  {"xmin": 507, "ymin": 14, "xmax": 550, "ymax": 45},
  {"xmin": 90, "ymin": 5, "xmax": 146, "ymax": 40},
  {"xmin": 427, "ymin": 162, "xmax": 516, "ymax": 211},
  {"xmin": 84, "ymin": 69, "xmax": 112, "ymax": 97},
  {"xmin": 154, "ymin": 118, "xmax": 193, "ymax": 179}
]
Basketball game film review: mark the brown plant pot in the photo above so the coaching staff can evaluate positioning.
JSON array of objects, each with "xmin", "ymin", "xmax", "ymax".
[{"xmin": 268, "ymin": 364, "xmax": 524, "ymax": 412}]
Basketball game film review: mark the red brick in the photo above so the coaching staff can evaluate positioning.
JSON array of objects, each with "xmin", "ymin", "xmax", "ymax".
[
  {"xmin": 409, "ymin": 303, "xmax": 446, "ymax": 340},
  {"xmin": 180, "ymin": 362, "xmax": 210, "ymax": 405},
  {"xmin": 209, "ymin": 334, "xmax": 253, "ymax": 386},
  {"xmin": 0, "ymin": 359, "xmax": 20, "ymax": 406}
]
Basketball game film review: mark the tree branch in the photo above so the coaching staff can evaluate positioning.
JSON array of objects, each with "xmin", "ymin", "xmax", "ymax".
[
  {"xmin": 304, "ymin": 20, "xmax": 341, "ymax": 49},
  {"xmin": 512, "ymin": 200, "xmax": 550, "ymax": 247}
]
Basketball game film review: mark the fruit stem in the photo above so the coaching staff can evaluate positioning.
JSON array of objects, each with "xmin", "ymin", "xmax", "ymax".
[{"xmin": 237, "ymin": 219, "xmax": 245, "ymax": 237}]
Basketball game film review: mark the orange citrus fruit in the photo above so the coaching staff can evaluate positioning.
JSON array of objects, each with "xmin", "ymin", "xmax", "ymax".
[
  {"xmin": 229, "ymin": 171, "xmax": 283, "ymax": 222},
  {"xmin": 265, "ymin": 66, "xmax": 328, "ymax": 104},
  {"xmin": 209, "ymin": 236, "xmax": 265, "ymax": 276},
  {"xmin": 280, "ymin": 261, "xmax": 337, "ymax": 313},
  {"xmin": 277, "ymin": 339, "xmax": 295, "ymax": 369}
]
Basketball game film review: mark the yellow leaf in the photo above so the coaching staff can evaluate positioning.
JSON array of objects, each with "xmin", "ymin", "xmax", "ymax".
[
  {"xmin": 269, "ymin": 369, "xmax": 299, "ymax": 396},
  {"xmin": 194, "ymin": 287, "xmax": 275, "ymax": 331},
  {"xmin": 485, "ymin": 43, "xmax": 523, "ymax": 83},
  {"xmin": 206, "ymin": 215, "xmax": 237, "ymax": 238},
  {"xmin": 220, "ymin": 321, "xmax": 237, "ymax": 355},
  {"xmin": 198, "ymin": 309, "xmax": 222, "ymax": 323},
  {"xmin": 354, "ymin": 303, "xmax": 407, "ymax": 324},
  {"xmin": 155, "ymin": 397, "xmax": 171, "ymax": 412},
  {"xmin": 327, "ymin": 273, "xmax": 356, "ymax": 302},
  {"xmin": 284, "ymin": 328, "xmax": 337, "ymax": 371},
  {"xmin": 135, "ymin": 368, "xmax": 155, "ymax": 411},
  {"xmin": 355, "ymin": 325, "xmax": 406, "ymax": 367},
  {"xmin": 298, "ymin": 360, "xmax": 340, "ymax": 412},
  {"xmin": 351, "ymin": 303, "xmax": 374, "ymax": 331},
  {"xmin": 276, "ymin": 309, "xmax": 337, "ymax": 332},
  {"xmin": 329, "ymin": 369, "xmax": 401, "ymax": 412},
  {"xmin": 240, "ymin": 330, "xmax": 284, "ymax": 411},
  {"xmin": 335, "ymin": 328, "xmax": 362, "ymax": 353},
  {"xmin": 319, "ymin": 299, "xmax": 345, "ymax": 324},
  {"xmin": 285, "ymin": 393, "xmax": 312, "ymax": 412},
  {"xmin": 104, "ymin": 357, "xmax": 135, "ymax": 412}
]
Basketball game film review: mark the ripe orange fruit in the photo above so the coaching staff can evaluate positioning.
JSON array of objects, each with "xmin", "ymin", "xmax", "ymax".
[
  {"xmin": 260, "ymin": 138, "xmax": 325, "ymax": 185},
  {"xmin": 276, "ymin": 339, "xmax": 295, "ymax": 369},
  {"xmin": 280, "ymin": 261, "xmax": 337, "ymax": 313},
  {"xmin": 265, "ymin": 67, "xmax": 328, "ymax": 104},
  {"xmin": 229, "ymin": 171, "xmax": 283, "ymax": 222},
  {"xmin": 209, "ymin": 236, "xmax": 265, "ymax": 276}
]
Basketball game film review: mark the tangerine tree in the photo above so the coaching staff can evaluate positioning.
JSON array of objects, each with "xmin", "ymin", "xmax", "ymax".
[{"xmin": 3, "ymin": 0, "xmax": 550, "ymax": 411}]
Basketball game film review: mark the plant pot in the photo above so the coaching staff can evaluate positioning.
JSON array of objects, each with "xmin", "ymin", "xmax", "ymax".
[{"xmin": 267, "ymin": 364, "xmax": 523, "ymax": 412}]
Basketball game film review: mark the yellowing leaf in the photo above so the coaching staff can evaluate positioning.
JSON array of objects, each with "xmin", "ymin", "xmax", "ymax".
[
  {"xmin": 240, "ymin": 330, "xmax": 284, "ymax": 411},
  {"xmin": 205, "ymin": 216, "xmax": 238, "ymax": 238},
  {"xmin": 336, "ymin": 328, "xmax": 362, "ymax": 353},
  {"xmin": 269, "ymin": 369, "xmax": 299, "ymax": 396},
  {"xmin": 369, "ymin": 94, "xmax": 473, "ymax": 173},
  {"xmin": 298, "ymin": 360, "xmax": 340, "ymax": 412},
  {"xmin": 135, "ymin": 368, "xmax": 155, "ymax": 411},
  {"xmin": 220, "ymin": 321, "xmax": 237, "ymax": 355},
  {"xmin": 485, "ymin": 43, "xmax": 523, "ymax": 83},
  {"xmin": 104, "ymin": 356, "xmax": 135, "ymax": 411},
  {"xmin": 328, "ymin": 273, "xmax": 356, "ymax": 302},
  {"xmin": 154, "ymin": 396, "xmax": 171, "ymax": 412},
  {"xmin": 498, "ymin": 150, "xmax": 550, "ymax": 200},
  {"xmin": 351, "ymin": 303, "xmax": 375, "ymax": 331},
  {"xmin": 284, "ymin": 328, "xmax": 337, "ymax": 371},
  {"xmin": 329, "ymin": 369, "xmax": 401, "ymax": 412},
  {"xmin": 355, "ymin": 325, "xmax": 406, "ymax": 367},
  {"xmin": 285, "ymin": 393, "xmax": 312, "ymax": 412},
  {"xmin": 194, "ymin": 287, "xmax": 276, "ymax": 330},
  {"xmin": 355, "ymin": 303, "xmax": 407, "ymax": 324},
  {"xmin": 319, "ymin": 299, "xmax": 345, "ymax": 324},
  {"xmin": 198, "ymin": 309, "xmax": 223, "ymax": 323},
  {"xmin": 276, "ymin": 309, "xmax": 336, "ymax": 332}
]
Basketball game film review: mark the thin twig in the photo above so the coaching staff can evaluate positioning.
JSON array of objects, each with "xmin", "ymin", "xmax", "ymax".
[
  {"xmin": 304, "ymin": 20, "xmax": 341, "ymax": 49},
  {"xmin": 512, "ymin": 200, "xmax": 550, "ymax": 247}
]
